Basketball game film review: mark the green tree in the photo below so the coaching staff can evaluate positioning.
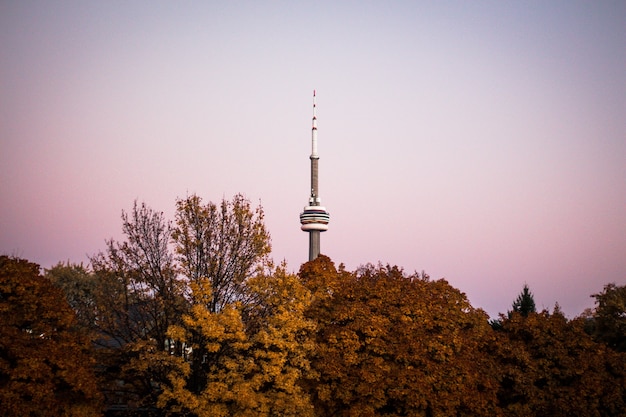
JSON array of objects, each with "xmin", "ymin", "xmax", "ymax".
[
  {"xmin": 0, "ymin": 256, "xmax": 102, "ymax": 416},
  {"xmin": 510, "ymin": 284, "xmax": 536, "ymax": 317},
  {"xmin": 159, "ymin": 264, "xmax": 315, "ymax": 416},
  {"xmin": 590, "ymin": 283, "xmax": 626, "ymax": 352},
  {"xmin": 45, "ymin": 262, "xmax": 98, "ymax": 331},
  {"xmin": 300, "ymin": 256, "xmax": 499, "ymax": 416}
]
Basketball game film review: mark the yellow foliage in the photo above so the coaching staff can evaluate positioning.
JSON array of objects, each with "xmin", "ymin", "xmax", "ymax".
[{"xmin": 160, "ymin": 263, "xmax": 315, "ymax": 417}]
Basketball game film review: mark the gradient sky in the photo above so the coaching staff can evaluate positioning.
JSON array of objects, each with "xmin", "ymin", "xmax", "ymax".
[{"xmin": 1, "ymin": 1, "xmax": 625, "ymax": 319}]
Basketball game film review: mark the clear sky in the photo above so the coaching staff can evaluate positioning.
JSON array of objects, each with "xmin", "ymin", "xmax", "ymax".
[{"xmin": 1, "ymin": 1, "xmax": 624, "ymax": 319}]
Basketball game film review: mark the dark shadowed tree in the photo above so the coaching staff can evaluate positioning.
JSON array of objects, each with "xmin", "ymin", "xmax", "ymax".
[
  {"xmin": 89, "ymin": 201, "xmax": 185, "ymax": 411},
  {"xmin": 590, "ymin": 283, "xmax": 626, "ymax": 352},
  {"xmin": 495, "ymin": 306, "xmax": 626, "ymax": 416},
  {"xmin": 0, "ymin": 256, "xmax": 102, "ymax": 417}
]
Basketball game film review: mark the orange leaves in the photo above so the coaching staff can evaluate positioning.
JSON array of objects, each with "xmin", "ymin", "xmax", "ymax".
[
  {"xmin": 0, "ymin": 256, "xmax": 102, "ymax": 417},
  {"xmin": 302, "ymin": 260, "xmax": 499, "ymax": 416}
]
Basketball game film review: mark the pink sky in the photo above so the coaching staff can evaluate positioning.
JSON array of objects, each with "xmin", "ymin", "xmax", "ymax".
[{"xmin": 1, "ymin": 1, "xmax": 625, "ymax": 318}]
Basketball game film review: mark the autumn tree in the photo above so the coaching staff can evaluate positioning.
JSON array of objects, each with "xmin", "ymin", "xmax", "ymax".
[
  {"xmin": 159, "ymin": 264, "xmax": 315, "ymax": 416},
  {"xmin": 172, "ymin": 193, "xmax": 271, "ymax": 312},
  {"xmin": 171, "ymin": 193, "xmax": 271, "ymax": 394},
  {"xmin": 494, "ymin": 306, "xmax": 626, "ymax": 416},
  {"xmin": 300, "ymin": 256, "xmax": 500, "ymax": 416},
  {"xmin": 89, "ymin": 201, "xmax": 185, "ymax": 410},
  {"xmin": 0, "ymin": 256, "xmax": 102, "ymax": 417}
]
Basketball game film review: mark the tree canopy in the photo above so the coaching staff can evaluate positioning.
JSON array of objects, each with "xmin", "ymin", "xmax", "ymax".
[
  {"xmin": 5, "ymin": 194, "xmax": 625, "ymax": 417},
  {"xmin": 495, "ymin": 307, "xmax": 626, "ymax": 416},
  {"xmin": 300, "ymin": 256, "xmax": 499, "ymax": 416},
  {"xmin": 160, "ymin": 264, "xmax": 315, "ymax": 416},
  {"xmin": 173, "ymin": 194, "xmax": 271, "ymax": 313},
  {"xmin": 0, "ymin": 256, "xmax": 102, "ymax": 417}
]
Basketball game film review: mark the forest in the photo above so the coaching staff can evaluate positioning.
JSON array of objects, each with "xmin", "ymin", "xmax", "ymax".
[{"xmin": 1, "ymin": 194, "xmax": 625, "ymax": 417}]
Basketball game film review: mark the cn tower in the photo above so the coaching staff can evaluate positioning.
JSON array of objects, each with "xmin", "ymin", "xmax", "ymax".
[{"xmin": 300, "ymin": 90, "xmax": 330, "ymax": 261}]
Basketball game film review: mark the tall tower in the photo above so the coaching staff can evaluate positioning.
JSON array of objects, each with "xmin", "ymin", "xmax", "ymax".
[{"xmin": 300, "ymin": 90, "xmax": 330, "ymax": 261}]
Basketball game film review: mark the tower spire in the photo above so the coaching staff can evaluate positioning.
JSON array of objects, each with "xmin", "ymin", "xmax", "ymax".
[
  {"xmin": 312, "ymin": 90, "xmax": 318, "ymax": 157},
  {"xmin": 300, "ymin": 90, "xmax": 330, "ymax": 261}
]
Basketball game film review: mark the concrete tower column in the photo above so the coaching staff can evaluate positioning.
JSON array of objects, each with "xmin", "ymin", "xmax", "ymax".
[{"xmin": 309, "ymin": 230, "xmax": 320, "ymax": 261}]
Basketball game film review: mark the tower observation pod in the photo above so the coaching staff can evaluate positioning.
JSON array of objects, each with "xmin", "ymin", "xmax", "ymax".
[{"xmin": 300, "ymin": 90, "xmax": 330, "ymax": 261}]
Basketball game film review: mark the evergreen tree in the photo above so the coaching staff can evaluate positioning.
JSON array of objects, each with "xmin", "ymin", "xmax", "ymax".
[{"xmin": 510, "ymin": 284, "xmax": 536, "ymax": 317}]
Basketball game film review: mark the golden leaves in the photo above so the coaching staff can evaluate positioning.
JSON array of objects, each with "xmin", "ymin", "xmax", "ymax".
[{"xmin": 162, "ymin": 264, "xmax": 315, "ymax": 417}]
